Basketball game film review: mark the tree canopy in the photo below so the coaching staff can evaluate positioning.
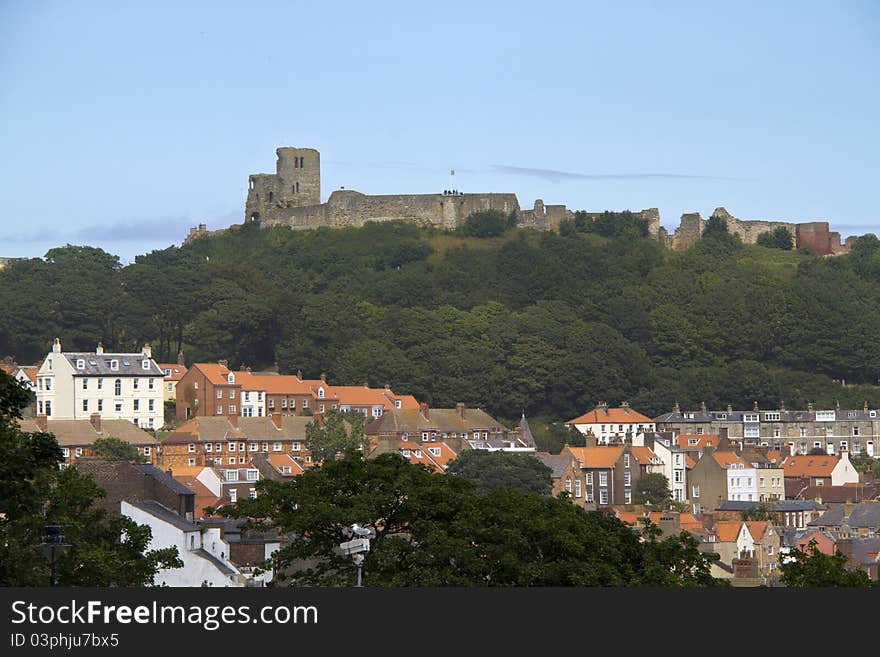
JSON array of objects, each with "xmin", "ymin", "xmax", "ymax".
[
  {"xmin": 634, "ymin": 472, "xmax": 672, "ymax": 507},
  {"xmin": 304, "ymin": 410, "xmax": 367, "ymax": 464},
  {"xmin": 0, "ymin": 370, "xmax": 181, "ymax": 586},
  {"xmin": 2, "ymin": 219, "xmax": 878, "ymax": 421},
  {"xmin": 778, "ymin": 541, "xmax": 875, "ymax": 587},
  {"xmin": 445, "ymin": 449, "xmax": 552, "ymax": 496},
  {"xmin": 92, "ymin": 436, "xmax": 146, "ymax": 462},
  {"xmin": 218, "ymin": 452, "xmax": 726, "ymax": 587}
]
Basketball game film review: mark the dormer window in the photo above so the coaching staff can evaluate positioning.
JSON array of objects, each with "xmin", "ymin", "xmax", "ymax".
[
  {"xmin": 142, "ymin": 360, "xmax": 150, "ymax": 370},
  {"xmin": 395, "ymin": 400, "xmax": 401, "ymax": 409},
  {"xmin": 317, "ymin": 387, "xmax": 325, "ymax": 399},
  {"xmin": 228, "ymin": 373, "xmax": 235, "ymax": 384},
  {"xmin": 76, "ymin": 359, "xmax": 85, "ymax": 369},
  {"xmin": 164, "ymin": 369, "xmax": 171, "ymax": 377},
  {"xmin": 110, "ymin": 359, "xmax": 119, "ymax": 371}
]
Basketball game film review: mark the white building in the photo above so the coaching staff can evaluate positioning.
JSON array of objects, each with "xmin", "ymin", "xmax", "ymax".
[
  {"xmin": 565, "ymin": 402, "xmax": 655, "ymax": 445},
  {"xmin": 36, "ymin": 339, "xmax": 164, "ymax": 429},
  {"xmin": 634, "ymin": 433, "xmax": 688, "ymax": 502},
  {"xmin": 122, "ymin": 500, "xmax": 245, "ymax": 587}
]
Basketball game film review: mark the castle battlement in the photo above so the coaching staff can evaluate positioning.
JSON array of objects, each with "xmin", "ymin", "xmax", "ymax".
[{"xmin": 235, "ymin": 147, "xmax": 856, "ymax": 254}]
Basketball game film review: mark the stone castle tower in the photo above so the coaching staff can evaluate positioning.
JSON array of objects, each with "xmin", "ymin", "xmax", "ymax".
[{"xmin": 245, "ymin": 147, "xmax": 321, "ymax": 222}]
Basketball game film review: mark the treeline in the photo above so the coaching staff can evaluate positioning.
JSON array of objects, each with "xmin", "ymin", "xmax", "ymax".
[{"xmin": 2, "ymin": 214, "xmax": 879, "ymax": 424}]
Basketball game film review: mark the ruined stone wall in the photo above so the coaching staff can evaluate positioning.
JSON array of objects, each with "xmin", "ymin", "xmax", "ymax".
[
  {"xmin": 245, "ymin": 147, "xmax": 320, "ymax": 223},
  {"xmin": 266, "ymin": 190, "xmax": 520, "ymax": 231},
  {"xmin": 713, "ymin": 207, "xmax": 796, "ymax": 245},
  {"xmin": 518, "ymin": 199, "xmax": 574, "ymax": 231}
]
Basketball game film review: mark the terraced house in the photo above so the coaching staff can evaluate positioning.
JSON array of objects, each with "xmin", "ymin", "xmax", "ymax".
[
  {"xmin": 654, "ymin": 402, "xmax": 879, "ymax": 458},
  {"xmin": 160, "ymin": 414, "xmax": 313, "ymax": 470}
]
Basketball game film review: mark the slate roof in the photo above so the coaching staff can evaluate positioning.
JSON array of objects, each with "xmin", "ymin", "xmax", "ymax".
[
  {"xmin": 194, "ymin": 548, "xmax": 237, "ymax": 576},
  {"xmin": 17, "ymin": 418, "xmax": 158, "ymax": 446},
  {"xmin": 518, "ymin": 414, "xmax": 537, "ymax": 449},
  {"xmin": 163, "ymin": 416, "xmax": 312, "ymax": 444},
  {"xmin": 654, "ymin": 408, "xmax": 878, "ymax": 423},
  {"xmin": 131, "ymin": 462, "xmax": 194, "ymax": 497},
  {"xmin": 535, "ymin": 453, "xmax": 575, "ymax": 479},
  {"xmin": 808, "ymin": 502, "xmax": 880, "ymax": 529},
  {"xmin": 63, "ymin": 352, "xmax": 164, "ymax": 377},
  {"xmin": 127, "ymin": 500, "xmax": 198, "ymax": 532},
  {"xmin": 365, "ymin": 407, "xmax": 504, "ymax": 434},
  {"xmin": 847, "ymin": 537, "xmax": 880, "ymax": 566}
]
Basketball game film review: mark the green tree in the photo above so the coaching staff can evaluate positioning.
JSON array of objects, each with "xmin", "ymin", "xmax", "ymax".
[
  {"xmin": 740, "ymin": 502, "xmax": 772, "ymax": 521},
  {"xmin": 304, "ymin": 410, "xmax": 366, "ymax": 464},
  {"xmin": 217, "ymin": 452, "xmax": 725, "ymax": 587},
  {"xmin": 778, "ymin": 540, "xmax": 874, "ymax": 587},
  {"xmin": 446, "ymin": 449, "xmax": 552, "ymax": 496},
  {"xmin": 92, "ymin": 436, "xmax": 145, "ymax": 462},
  {"xmin": 756, "ymin": 227, "xmax": 794, "ymax": 250},
  {"xmin": 458, "ymin": 210, "xmax": 509, "ymax": 238},
  {"xmin": 634, "ymin": 472, "xmax": 672, "ymax": 506},
  {"xmin": 0, "ymin": 370, "xmax": 182, "ymax": 586}
]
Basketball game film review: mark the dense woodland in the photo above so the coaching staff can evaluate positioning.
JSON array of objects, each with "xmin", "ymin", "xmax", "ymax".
[{"xmin": 2, "ymin": 212, "xmax": 880, "ymax": 433}]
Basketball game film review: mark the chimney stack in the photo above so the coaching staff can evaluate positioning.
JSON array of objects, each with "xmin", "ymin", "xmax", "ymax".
[
  {"xmin": 865, "ymin": 400, "xmax": 869, "ymax": 413},
  {"xmin": 296, "ymin": 369, "xmax": 303, "ymax": 381},
  {"xmin": 320, "ymin": 372, "xmax": 326, "ymax": 381},
  {"xmin": 700, "ymin": 400, "xmax": 707, "ymax": 413},
  {"xmin": 177, "ymin": 350, "xmax": 186, "ymax": 366},
  {"xmin": 726, "ymin": 404, "xmax": 732, "ymax": 413},
  {"xmin": 456, "ymin": 402, "xmax": 466, "ymax": 419},
  {"xmin": 780, "ymin": 400, "xmax": 786, "ymax": 412},
  {"xmin": 270, "ymin": 412, "xmax": 283, "ymax": 430},
  {"xmin": 36, "ymin": 414, "xmax": 47, "ymax": 432},
  {"xmin": 419, "ymin": 402, "xmax": 429, "ymax": 420},
  {"xmin": 143, "ymin": 342, "xmax": 152, "ymax": 359},
  {"xmin": 89, "ymin": 412, "xmax": 102, "ymax": 433},
  {"xmin": 218, "ymin": 359, "xmax": 228, "ymax": 369},
  {"xmin": 272, "ymin": 361, "xmax": 280, "ymax": 373},
  {"xmin": 753, "ymin": 401, "xmax": 759, "ymax": 412},
  {"xmin": 807, "ymin": 402, "xmax": 814, "ymax": 412},
  {"xmin": 52, "ymin": 338, "xmax": 62, "ymax": 354}
]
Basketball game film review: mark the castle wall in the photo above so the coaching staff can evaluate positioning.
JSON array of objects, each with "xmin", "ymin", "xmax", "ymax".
[
  {"xmin": 713, "ymin": 208, "xmax": 795, "ymax": 246},
  {"xmin": 266, "ymin": 190, "xmax": 519, "ymax": 230},
  {"xmin": 245, "ymin": 147, "xmax": 320, "ymax": 223},
  {"xmin": 518, "ymin": 199, "xmax": 574, "ymax": 231}
]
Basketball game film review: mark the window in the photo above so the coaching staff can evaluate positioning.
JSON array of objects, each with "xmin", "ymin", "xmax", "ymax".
[
  {"xmin": 268, "ymin": 399, "xmax": 275, "ymax": 409},
  {"xmin": 575, "ymin": 479, "xmax": 582, "ymax": 498},
  {"xmin": 624, "ymin": 471, "xmax": 631, "ymax": 486},
  {"xmin": 281, "ymin": 399, "xmax": 287, "ymax": 408},
  {"xmin": 760, "ymin": 477, "xmax": 765, "ymax": 487},
  {"xmin": 816, "ymin": 410, "xmax": 835, "ymax": 421},
  {"xmin": 114, "ymin": 402, "xmax": 122, "ymax": 412},
  {"xmin": 816, "ymin": 479, "xmax": 824, "ymax": 486},
  {"xmin": 148, "ymin": 399, "xmax": 154, "ymax": 411},
  {"xmin": 262, "ymin": 442, "xmax": 268, "ymax": 452},
  {"xmin": 229, "ymin": 489, "xmax": 237, "ymax": 503},
  {"xmin": 302, "ymin": 399, "xmax": 309, "ymax": 408},
  {"xmin": 292, "ymin": 441, "xmax": 301, "ymax": 451},
  {"xmin": 624, "ymin": 489, "xmax": 632, "ymax": 504},
  {"xmin": 38, "ymin": 401, "xmax": 43, "ymax": 414},
  {"xmin": 743, "ymin": 413, "xmax": 759, "ymax": 422},
  {"xmin": 853, "ymin": 427, "xmax": 860, "ymax": 436},
  {"xmin": 61, "ymin": 448, "xmax": 69, "ymax": 458},
  {"xmin": 215, "ymin": 442, "xmax": 222, "ymax": 452},
  {"xmin": 764, "ymin": 412, "xmax": 781, "ymax": 421},
  {"xmin": 688, "ymin": 438, "xmax": 699, "ymax": 446},
  {"xmin": 82, "ymin": 399, "xmax": 89, "ymax": 412},
  {"xmin": 623, "ymin": 453, "xmax": 630, "ymax": 468},
  {"xmin": 228, "ymin": 405, "xmax": 236, "ymax": 414},
  {"xmin": 75, "ymin": 447, "xmax": 83, "ymax": 457},
  {"xmin": 599, "ymin": 490, "xmax": 609, "ymax": 505},
  {"xmin": 114, "ymin": 379, "xmax": 121, "ymax": 396},
  {"xmin": 246, "ymin": 469, "xmax": 259, "ymax": 481},
  {"xmin": 228, "ymin": 457, "xmax": 235, "ymax": 465},
  {"xmin": 76, "ymin": 359, "xmax": 85, "ymax": 369},
  {"xmin": 45, "ymin": 379, "xmax": 51, "ymax": 391},
  {"xmin": 249, "ymin": 442, "xmax": 258, "ymax": 451},
  {"xmin": 692, "ymin": 485, "xmax": 700, "ymax": 498},
  {"xmin": 82, "ymin": 378, "xmax": 88, "ymax": 390},
  {"xmin": 273, "ymin": 442, "xmax": 282, "ymax": 452},
  {"xmin": 239, "ymin": 456, "xmax": 245, "ymax": 464},
  {"xmin": 317, "ymin": 387, "xmax": 325, "ymax": 399},
  {"xmin": 194, "ymin": 381, "xmax": 198, "ymax": 390},
  {"xmin": 744, "ymin": 425, "xmax": 760, "ymax": 438},
  {"xmin": 163, "ymin": 369, "xmax": 171, "ymax": 377},
  {"xmin": 799, "ymin": 427, "xmax": 807, "ymax": 437},
  {"xmin": 674, "ymin": 470, "xmax": 683, "ymax": 483},
  {"xmin": 774, "ymin": 428, "xmax": 781, "ymax": 438},
  {"xmin": 141, "ymin": 359, "xmax": 150, "ymax": 370},
  {"xmin": 217, "ymin": 390, "xmax": 223, "ymax": 399},
  {"xmin": 586, "ymin": 488, "xmax": 594, "ymax": 503},
  {"xmin": 188, "ymin": 443, "xmax": 195, "ymax": 453},
  {"xmin": 229, "ymin": 442, "xmax": 236, "ymax": 452},
  {"xmin": 143, "ymin": 446, "xmax": 151, "ymax": 457},
  {"xmin": 244, "ymin": 392, "xmax": 250, "ymax": 402},
  {"xmin": 249, "ymin": 488, "xmax": 257, "ymax": 499},
  {"xmin": 133, "ymin": 399, "xmax": 139, "ymax": 411},
  {"xmin": 586, "ymin": 472, "xmax": 593, "ymax": 485},
  {"xmin": 97, "ymin": 399, "xmax": 103, "ymax": 411},
  {"xmin": 206, "ymin": 443, "xmax": 212, "ymax": 452},
  {"xmin": 110, "ymin": 359, "xmax": 119, "ymax": 371},
  {"xmin": 319, "ymin": 404, "xmax": 325, "ymax": 413},
  {"xmin": 39, "ymin": 378, "xmax": 43, "ymax": 391},
  {"xmin": 716, "ymin": 413, "xmax": 727, "ymax": 420},
  {"xmin": 565, "ymin": 478, "xmax": 572, "ymax": 493},
  {"xmin": 696, "ymin": 427, "xmax": 704, "ymax": 435},
  {"xmin": 229, "ymin": 389, "xmax": 235, "ymax": 399},
  {"xmin": 216, "ymin": 405, "xmax": 222, "ymax": 415},
  {"xmin": 133, "ymin": 378, "xmax": 139, "ymax": 390},
  {"xmin": 598, "ymin": 472, "xmax": 608, "ymax": 487},
  {"xmin": 148, "ymin": 378, "xmax": 154, "ymax": 390}
]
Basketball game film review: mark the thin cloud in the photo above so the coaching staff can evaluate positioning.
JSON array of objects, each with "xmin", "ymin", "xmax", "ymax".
[
  {"xmin": 491, "ymin": 164, "xmax": 736, "ymax": 183},
  {"xmin": 73, "ymin": 216, "xmax": 195, "ymax": 242}
]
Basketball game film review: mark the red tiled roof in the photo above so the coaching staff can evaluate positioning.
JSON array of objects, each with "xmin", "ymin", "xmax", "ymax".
[
  {"xmin": 714, "ymin": 521, "xmax": 744, "ymax": 543},
  {"xmin": 156, "ymin": 363, "xmax": 187, "ymax": 381},
  {"xmin": 781, "ymin": 454, "xmax": 840, "ymax": 477},
  {"xmin": 675, "ymin": 434, "xmax": 718, "ymax": 450},
  {"xmin": 566, "ymin": 406, "xmax": 653, "ymax": 426},
  {"xmin": 713, "ymin": 452, "xmax": 747, "ymax": 469},
  {"xmin": 567, "ymin": 446, "xmax": 624, "ymax": 469}
]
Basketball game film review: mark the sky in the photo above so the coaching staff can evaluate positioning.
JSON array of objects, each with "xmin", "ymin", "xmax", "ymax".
[{"xmin": 1, "ymin": 0, "xmax": 878, "ymax": 264}]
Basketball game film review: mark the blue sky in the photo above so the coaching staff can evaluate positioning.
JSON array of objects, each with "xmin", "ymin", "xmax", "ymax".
[{"xmin": 1, "ymin": 1, "xmax": 878, "ymax": 263}]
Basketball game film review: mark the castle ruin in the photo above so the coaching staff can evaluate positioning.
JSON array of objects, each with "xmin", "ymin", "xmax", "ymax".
[{"xmin": 228, "ymin": 147, "xmax": 857, "ymax": 255}]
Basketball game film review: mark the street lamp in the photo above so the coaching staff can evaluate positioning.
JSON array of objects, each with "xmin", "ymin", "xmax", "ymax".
[{"xmin": 39, "ymin": 525, "xmax": 70, "ymax": 587}]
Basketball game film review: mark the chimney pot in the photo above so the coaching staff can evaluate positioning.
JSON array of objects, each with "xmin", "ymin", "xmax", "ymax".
[
  {"xmin": 218, "ymin": 359, "xmax": 228, "ymax": 369},
  {"xmin": 419, "ymin": 402, "xmax": 429, "ymax": 420},
  {"xmin": 726, "ymin": 404, "xmax": 732, "ymax": 413},
  {"xmin": 700, "ymin": 400, "xmax": 706, "ymax": 413},
  {"xmin": 143, "ymin": 342, "xmax": 152, "ymax": 358},
  {"xmin": 753, "ymin": 401, "xmax": 759, "ymax": 412},
  {"xmin": 52, "ymin": 338, "xmax": 62, "ymax": 354},
  {"xmin": 320, "ymin": 372, "xmax": 326, "ymax": 381},
  {"xmin": 456, "ymin": 402, "xmax": 465, "ymax": 419},
  {"xmin": 177, "ymin": 350, "xmax": 186, "ymax": 366},
  {"xmin": 296, "ymin": 369, "xmax": 303, "ymax": 380},
  {"xmin": 90, "ymin": 412, "xmax": 102, "ymax": 433}
]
